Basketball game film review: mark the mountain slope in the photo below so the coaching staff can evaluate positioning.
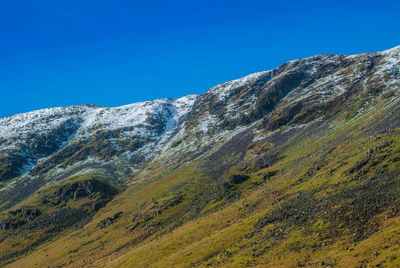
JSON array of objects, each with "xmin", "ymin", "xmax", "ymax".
[
  {"xmin": 0, "ymin": 46, "xmax": 400, "ymax": 267},
  {"xmin": 0, "ymin": 95, "xmax": 197, "ymax": 210}
]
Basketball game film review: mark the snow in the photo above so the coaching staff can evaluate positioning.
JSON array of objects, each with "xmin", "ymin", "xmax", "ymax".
[
  {"xmin": 382, "ymin": 47, "xmax": 399, "ymax": 68},
  {"xmin": 154, "ymin": 95, "xmax": 198, "ymax": 150},
  {"xmin": 0, "ymin": 95, "xmax": 197, "ymax": 144},
  {"xmin": 2, "ymin": 45, "xmax": 400, "ymax": 183},
  {"xmin": 0, "ymin": 94, "xmax": 200, "ymax": 178},
  {"xmin": 197, "ymin": 112, "xmax": 218, "ymax": 133},
  {"xmin": 78, "ymin": 101, "xmax": 163, "ymax": 135},
  {"xmin": 380, "ymin": 45, "xmax": 400, "ymax": 55},
  {"xmin": 371, "ymin": 45, "xmax": 400, "ymax": 86},
  {"xmin": 209, "ymin": 71, "xmax": 270, "ymax": 102},
  {"xmin": 0, "ymin": 106, "xmax": 86, "ymax": 140}
]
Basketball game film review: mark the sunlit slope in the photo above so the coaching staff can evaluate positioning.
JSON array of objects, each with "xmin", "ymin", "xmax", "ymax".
[{"xmin": 0, "ymin": 46, "xmax": 399, "ymax": 267}]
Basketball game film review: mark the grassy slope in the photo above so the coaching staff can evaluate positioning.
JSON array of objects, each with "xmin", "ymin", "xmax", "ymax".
[{"xmin": 4, "ymin": 92, "xmax": 400, "ymax": 267}]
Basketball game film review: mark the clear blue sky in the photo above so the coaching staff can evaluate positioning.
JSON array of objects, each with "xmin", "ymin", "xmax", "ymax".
[{"xmin": 1, "ymin": 0, "xmax": 399, "ymax": 118}]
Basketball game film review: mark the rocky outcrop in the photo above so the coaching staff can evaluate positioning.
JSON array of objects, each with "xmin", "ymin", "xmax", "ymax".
[
  {"xmin": 97, "ymin": 211, "xmax": 123, "ymax": 229},
  {"xmin": 8, "ymin": 208, "xmax": 41, "ymax": 222},
  {"xmin": 43, "ymin": 179, "xmax": 118, "ymax": 209},
  {"xmin": 0, "ymin": 46, "xmax": 399, "ymax": 268}
]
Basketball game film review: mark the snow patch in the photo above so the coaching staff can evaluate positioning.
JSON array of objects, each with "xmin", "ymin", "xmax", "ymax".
[{"xmin": 209, "ymin": 71, "xmax": 270, "ymax": 102}]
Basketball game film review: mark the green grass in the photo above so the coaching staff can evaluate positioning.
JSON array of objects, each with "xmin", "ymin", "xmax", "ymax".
[{"xmin": 4, "ymin": 91, "xmax": 400, "ymax": 267}]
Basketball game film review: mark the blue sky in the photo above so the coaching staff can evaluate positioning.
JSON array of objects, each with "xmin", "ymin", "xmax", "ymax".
[{"xmin": 0, "ymin": 0, "xmax": 399, "ymax": 118}]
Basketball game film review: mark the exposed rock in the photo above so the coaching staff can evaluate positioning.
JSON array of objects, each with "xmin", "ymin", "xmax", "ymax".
[
  {"xmin": 22, "ymin": 208, "xmax": 89, "ymax": 232},
  {"xmin": 0, "ymin": 46, "xmax": 400, "ymax": 267},
  {"xmin": 8, "ymin": 208, "xmax": 41, "ymax": 222},
  {"xmin": 43, "ymin": 179, "xmax": 118, "ymax": 209},
  {"xmin": 97, "ymin": 211, "xmax": 123, "ymax": 229}
]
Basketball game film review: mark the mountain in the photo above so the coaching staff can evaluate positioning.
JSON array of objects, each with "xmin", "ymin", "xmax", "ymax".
[
  {"xmin": 0, "ymin": 96, "xmax": 197, "ymax": 210},
  {"xmin": 0, "ymin": 45, "xmax": 399, "ymax": 267}
]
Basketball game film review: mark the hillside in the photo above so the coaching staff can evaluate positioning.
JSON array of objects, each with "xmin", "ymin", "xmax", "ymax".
[{"xmin": 0, "ymin": 45, "xmax": 400, "ymax": 267}]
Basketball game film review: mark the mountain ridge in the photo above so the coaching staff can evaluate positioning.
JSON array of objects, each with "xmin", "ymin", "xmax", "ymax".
[{"xmin": 0, "ymin": 45, "xmax": 400, "ymax": 267}]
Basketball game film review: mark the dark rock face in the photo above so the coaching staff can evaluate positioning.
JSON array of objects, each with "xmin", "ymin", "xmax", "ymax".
[
  {"xmin": 228, "ymin": 174, "xmax": 250, "ymax": 185},
  {"xmin": 8, "ymin": 208, "xmax": 41, "ymax": 222},
  {"xmin": 0, "ymin": 219, "xmax": 26, "ymax": 231},
  {"xmin": 50, "ymin": 179, "xmax": 118, "ymax": 207},
  {"xmin": 221, "ymin": 174, "xmax": 250, "ymax": 195},
  {"xmin": 0, "ymin": 154, "xmax": 26, "ymax": 183},
  {"xmin": 392, "ymin": 65, "xmax": 400, "ymax": 81},
  {"xmin": 22, "ymin": 208, "xmax": 89, "ymax": 232},
  {"xmin": 0, "ymin": 208, "xmax": 41, "ymax": 230},
  {"xmin": 248, "ymin": 67, "xmax": 307, "ymax": 123},
  {"xmin": 185, "ymin": 55, "xmax": 350, "ymax": 133},
  {"xmin": 0, "ymin": 179, "xmax": 118, "ymax": 232},
  {"xmin": 97, "ymin": 211, "xmax": 123, "ymax": 229},
  {"xmin": 26, "ymin": 118, "xmax": 80, "ymax": 157}
]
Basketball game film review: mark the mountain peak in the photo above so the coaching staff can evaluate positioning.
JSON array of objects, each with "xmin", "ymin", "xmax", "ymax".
[
  {"xmin": 2, "ymin": 47, "xmax": 400, "ymax": 267},
  {"xmin": 380, "ymin": 44, "xmax": 400, "ymax": 54}
]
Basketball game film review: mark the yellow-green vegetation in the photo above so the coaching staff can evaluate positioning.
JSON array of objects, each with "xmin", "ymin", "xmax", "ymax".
[
  {"xmin": 0, "ymin": 172, "xmax": 120, "ymax": 266},
  {"xmin": 2, "ymin": 90, "xmax": 400, "ymax": 267},
  {"xmin": 1, "ymin": 49, "xmax": 400, "ymax": 267}
]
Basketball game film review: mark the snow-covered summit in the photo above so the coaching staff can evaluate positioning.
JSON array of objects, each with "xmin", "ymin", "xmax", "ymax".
[
  {"xmin": 208, "ymin": 71, "xmax": 271, "ymax": 103},
  {"xmin": 0, "ymin": 94, "xmax": 199, "ymax": 187},
  {"xmin": 0, "ymin": 95, "xmax": 198, "ymax": 144}
]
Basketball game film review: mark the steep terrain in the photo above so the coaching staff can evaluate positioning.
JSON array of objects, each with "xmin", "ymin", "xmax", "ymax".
[
  {"xmin": 0, "ymin": 45, "xmax": 400, "ymax": 267},
  {"xmin": 0, "ymin": 96, "xmax": 197, "ymax": 210}
]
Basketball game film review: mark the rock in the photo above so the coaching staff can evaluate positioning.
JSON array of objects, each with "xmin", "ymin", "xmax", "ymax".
[
  {"xmin": 49, "ymin": 179, "xmax": 118, "ymax": 207},
  {"xmin": 8, "ymin": 208, "xmax": 41, "ymax": 222},
  {"xmin": 97, "ymin": 211, "xmax": 123, "ymax": 229}
]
